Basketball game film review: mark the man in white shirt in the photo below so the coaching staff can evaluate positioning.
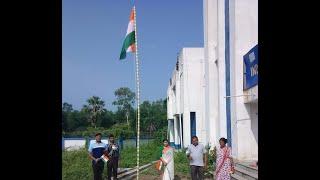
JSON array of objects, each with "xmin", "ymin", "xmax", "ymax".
[{"xmin": 186, "ymin": 136, "xmax": 208, "ymax": 180}]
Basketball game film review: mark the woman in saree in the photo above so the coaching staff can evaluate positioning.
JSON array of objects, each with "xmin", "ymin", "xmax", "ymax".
[
  {"xmin": 160, "ymin": 139, "xmax": 174, "ymax": 180},
  {"xmin": 215, "ymin": 138, "xmax": 234, "ymax": 180}
]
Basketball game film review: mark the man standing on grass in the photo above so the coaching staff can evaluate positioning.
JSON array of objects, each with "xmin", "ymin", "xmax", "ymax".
[
  {"xmin": 106, "ymin": 134, "xmax": 120, "ymax": 180},
  {"xmin": 88, "ymin": 133, "xmax": 107, "ymax": 180},
  {"xmin": 186, "ymin": 136, "xmax": 208, "ymax": 180}
]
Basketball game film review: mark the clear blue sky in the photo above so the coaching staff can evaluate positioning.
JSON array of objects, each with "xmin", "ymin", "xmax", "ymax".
[{"xmin": 63, "ymin": 0, "xmax": 203, "ymax": 111}]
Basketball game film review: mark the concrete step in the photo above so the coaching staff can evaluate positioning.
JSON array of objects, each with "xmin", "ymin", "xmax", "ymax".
[
  {"xmin": 231, "ymin": 173, "xmax": 249, "ymax": 180},
  {"xmin": 234, "ymin": 166, "xmax": 258, "ymax": 180},
  {"xmin": 235, "ymin": 162, "xmax": 258, "ymax": 174}
]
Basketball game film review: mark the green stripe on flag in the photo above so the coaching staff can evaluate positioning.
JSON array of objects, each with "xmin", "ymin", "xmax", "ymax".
[{"xmin": 120, "ymin": 31, "xmax": 136, "ymax": 60}]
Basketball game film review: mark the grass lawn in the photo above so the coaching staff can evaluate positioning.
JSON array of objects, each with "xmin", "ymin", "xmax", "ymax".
[{"xmin": 63, "ymin": 143, "xmax": 215, "ymax": 180}]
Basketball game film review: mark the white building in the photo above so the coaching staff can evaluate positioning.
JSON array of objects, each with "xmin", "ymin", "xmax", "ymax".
[
  {"xmin": 203, "ymin": 0, "xmax": 258, "ymax": 161},
  {"xmin": 167, "ymin": 0, "xmax": 258, "ymax": 163},
  {"xmin": 167, "ymin": 48, "xmax": 205, "ymax": 149}
]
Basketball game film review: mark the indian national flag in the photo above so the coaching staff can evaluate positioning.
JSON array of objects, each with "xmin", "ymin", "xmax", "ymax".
[
  {"xmin": 120, "ymin": 8, "xmax": 136, "ymax": 60},
  {"xmin": 100, "ymin": 154, "xmax": 109, "ymax": 163}
]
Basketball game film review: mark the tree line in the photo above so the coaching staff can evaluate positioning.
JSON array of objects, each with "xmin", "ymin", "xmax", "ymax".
[{"xmin": 62, "ymin": 87, "xmax": 167, "ymax": 137}]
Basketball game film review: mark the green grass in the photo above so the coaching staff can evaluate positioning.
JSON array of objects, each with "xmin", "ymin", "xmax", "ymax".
[
  {"xmin": 62, "ymin": 141, "xmax": 161, "ymax": 180},
  {"xmin": 62, "ymin": 148, "xmax": 109, "ymax": 180},
  {"xmin": 62, "ymin": 143, "xmax": 216, "ymax": 180},
  {"xmin": 119, "ymin": 141, "xmax": 161, "ymax": 168}
]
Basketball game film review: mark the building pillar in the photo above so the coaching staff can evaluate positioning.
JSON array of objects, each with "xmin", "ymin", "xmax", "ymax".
[{"xmin": 174, "ymin": 115, "xmax": 181, "ymax": 149}]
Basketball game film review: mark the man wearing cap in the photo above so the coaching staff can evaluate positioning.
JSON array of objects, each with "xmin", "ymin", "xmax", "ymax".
[{"xmin": 88, "ymin": 133, "xmax": 107, "ymax": 180}]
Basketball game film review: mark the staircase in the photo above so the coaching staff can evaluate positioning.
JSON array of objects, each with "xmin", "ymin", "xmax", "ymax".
[{"xmin": 231, "ymin": 161, "xmax": 258, "ymax": 180}]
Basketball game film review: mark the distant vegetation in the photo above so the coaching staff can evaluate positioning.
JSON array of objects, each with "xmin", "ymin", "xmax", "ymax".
[{"xmin": 62, "ymin": 87, "xmax": 167, "ymax": 139}]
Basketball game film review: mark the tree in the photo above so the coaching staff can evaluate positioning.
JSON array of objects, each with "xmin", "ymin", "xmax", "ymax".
[
  {"xmin": 62, "ymin": 102, "xmax": 73, "ymax": 112},
  {"xmin": 151, "ymin": 99, "xmax": 167, "ymax": 129},
  {"xmin": 140, "ymin": 100, "xmax": 151, "ymax": 132},
  {"xmin": 146, "ymin": 122, "xmax": 156, "ymax": 137},
  {"xmin": 138, "ymin": 99, "xmax": 167, "ymax": 137},
  {"xmin": 62, "ymin": 102, "xmax": 73, "ymax": 131},
  {"xmin": 100, "ymin": 110, "xmax": 115, "ymax": 128},
  {"xmin": 82, "ymin": 96, "xmax": 105, "ymax": 128},
  {"xmin": 112, "ymin": 87, "xmax": 135, "ymax": 125},
  {"xmin": 66, "ymin": 110, "xmax": 86, "ymax": 131}
]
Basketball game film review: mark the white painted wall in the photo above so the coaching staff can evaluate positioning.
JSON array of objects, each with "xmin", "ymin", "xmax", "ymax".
[
  {"xmin": 64, "ymin": 139, "xmax": 86, "ymax": 151},
  {"xmin": 230, "ymin": 0, "xmax": 258, "ymax": 161},
  {"xmin": 217, "ymin": 0, "xmax": 228, "ymax": 145},
  {"xmin": 167, "ymin": 73, "xmax": 175, "ymax": 144},
  {"xmin": 167, "ymin": 48, "xmax": 205, "ymax": 148},
  {"xmin": 204, "ymin": 0, "xmax": 221, "ymax": 148},
  {"xmin": 181, "ymin": 48, "xmax": 205, "ymax": 147},
  {"xmin": 204, "ymin": 0, "xmax": 258, "ymax": 161},
  {"xmin": 244, "ymin": 85, "xmax": 258, "ymax": 103},
  {"xmin": 167, "ymin": 1, "xmax": 258, "ymax": 160},
  {"xmin": 167, "ymin": 86, "xmax": 173, "ymax": 120}
]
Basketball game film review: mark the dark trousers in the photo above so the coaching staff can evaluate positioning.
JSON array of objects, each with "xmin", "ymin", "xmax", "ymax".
[
  {"xmin": 107, "ymin": 157, "xmax": 119, "ymax": 180},
  {"xmin": 92, "ymin": 161, "xmax": 104, "ymax": 180},
  {"xmin": 190, "ymin": 165, "xmax": 204, "ymax": 180}
]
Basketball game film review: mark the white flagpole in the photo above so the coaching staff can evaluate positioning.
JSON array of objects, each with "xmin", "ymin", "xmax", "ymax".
[{"xmin": 133, "ymin": 5, "xmax": 141, "ymax": 180}]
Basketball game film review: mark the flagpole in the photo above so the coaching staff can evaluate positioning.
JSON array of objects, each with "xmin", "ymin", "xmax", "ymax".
[{"xmin": 133, "ymin": 5, "xmax": 141, "ymax": 180}]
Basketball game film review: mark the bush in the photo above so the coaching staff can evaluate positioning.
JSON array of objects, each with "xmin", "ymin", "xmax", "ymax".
[
  {"xmin": 208, "ymin": 144, "xmax": 217, "ymax": 172},
  {"xmin": 174, "ymin": 149, "xmax": 190, "ymax": 175},
  {"xmin": 62, "ymin": 148, "xmax": 108, "ymax": 180}
]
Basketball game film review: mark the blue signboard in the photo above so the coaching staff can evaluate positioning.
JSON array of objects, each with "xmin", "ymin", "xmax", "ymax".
[{"xmin": 244, "ymin": 44, "xmax": 258, "ymax": 89}]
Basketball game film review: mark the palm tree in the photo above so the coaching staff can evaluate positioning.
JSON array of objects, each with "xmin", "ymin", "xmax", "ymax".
[{"xmin": 83, "ymin": 96, "xmax": 105, "ymax": 128}]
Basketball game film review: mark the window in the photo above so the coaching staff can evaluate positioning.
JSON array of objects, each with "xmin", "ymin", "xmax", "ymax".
[
  {"xmin": 176, "ymin": 61, "xmax": 179, "ymax": 71},
  {"xmin": 181, "ymin": 114, "xmax": 184, "ymax": 146},
  {"xmin": 190, "ymin": 112, "xmax": 196, "ymax": 143}
]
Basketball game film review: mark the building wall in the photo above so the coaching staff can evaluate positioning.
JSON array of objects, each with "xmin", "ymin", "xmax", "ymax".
[
  {"xmin": 167, "ymin": 48, "xmax": 205, "ymax": 149},
  {"xmin": 204, "ymin": 0, "xmax": 258, "ymax": 161},
  {"xmin": 203, "ymin": 0, "xmax": 221, "ymax": 148},
  {"xmin": 167, "ymin": 87, "xmax": 173, "ymax": 120},
  {"xmin": 230, "ymin": 0, "xmax": 258, "ymax": 161},
  {"xmin": 167, "ymin": 1, "xmax": 258, "ymax": 160},
  {"xmin": 63, "ymin": 139, "xmax": 86, "ymax": 151},
  {"xmin": 217, "ymin": 0, "xmax": 228, "ymax": 145}
]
